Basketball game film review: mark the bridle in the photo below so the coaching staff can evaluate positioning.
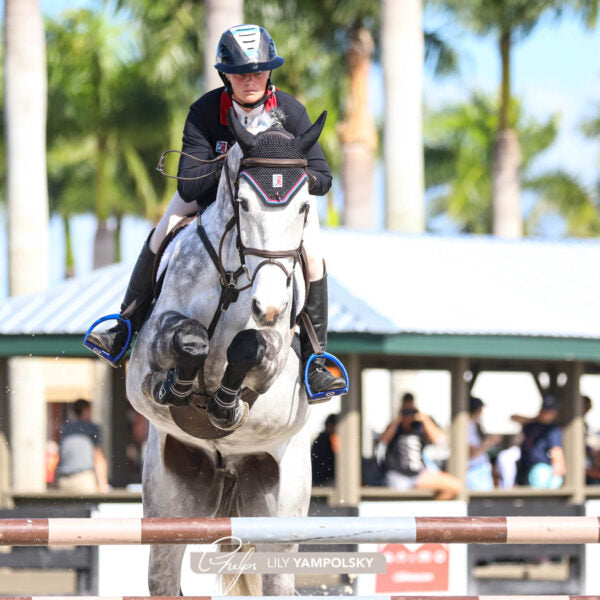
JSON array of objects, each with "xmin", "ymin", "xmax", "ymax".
[
  {"xmin": 224, "ymin": 154, "xmax": 310, "ymax": 287},
  {"xmin": 156, "ymin": 141, "xmax": 312, "ymax": 338}
]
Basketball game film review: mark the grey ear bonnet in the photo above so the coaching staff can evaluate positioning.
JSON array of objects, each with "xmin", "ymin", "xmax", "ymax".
[{"xmin": 240, "ymin": 128, "xmax": 307, "ymax": 205}]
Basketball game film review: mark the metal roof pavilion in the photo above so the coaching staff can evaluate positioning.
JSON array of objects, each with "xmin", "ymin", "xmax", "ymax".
[{"xmin": 2, "ymin": 229, "xmax": 600, "ymax": 361}]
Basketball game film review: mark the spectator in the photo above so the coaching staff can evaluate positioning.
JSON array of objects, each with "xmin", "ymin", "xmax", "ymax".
[
  {"xmin": 46, "ymin": 440, "xmax": 59, "ymax": 486},
  {"xmin": 582, "ymin": 395, "xmax": 600, "ymax": 484},
  {"xmin": 311, "ymin": 414, "xmax": 338, "ymax": 486},
  {"xmin": 56, "ymin": 399, "xmax": 110, "ymax": 493},
  {"xmin": 586, "ymin": 447, "xmax": 600, "ymax": 484},
  {"xmin": 583, "ymin": 395, "xmax": 596, "ymax": 468},
  {"xmin": 515, "ymin": 394, "xmax": 565, "ymax": 488},
  {"xmin": 467, "ymin": 396, "xmax": 501, "ymax": 491},
  {"xmin": 495, "ymin": 434, "xmax": 522, "ymax": 489},
  {"xmin": 379, "ymin": 393, "xmax": 462, "ymax": 499}
]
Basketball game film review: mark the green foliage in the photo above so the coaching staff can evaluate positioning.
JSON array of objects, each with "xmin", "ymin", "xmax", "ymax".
[
  {"xmin": 426, "ymin": 93, "xmax": 600, "ymax": 236},
  {"xmin": 581, "ymin": 105, "xmax": 600, "ymax": 138},
  {"xmin": 46, "ymin": 8, "xmax": 171, "ymax": 223},
  {"xmin": 424, "ymin": 30, "xmax": 459, "ymax": 76},
  {"xmin": 114, "ymin": 0, "xmax": 205, "ymax": 103},
  {"xmin": 429, "ymin": 0, "xmax": 597, "ymax": 38},
  {"xmin": 426, "ymin": 0, "xmax": 600, "ymax": 236},
  {"xmin": 525, "ymin": 171, "xmax": 600, "ymax": 237},
  {"xmin": 245, "ymin": 0, "xmax": 380, "ymax": 173}
]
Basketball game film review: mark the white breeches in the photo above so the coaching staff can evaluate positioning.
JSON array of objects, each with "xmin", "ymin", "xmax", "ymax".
[
  {"xmin": 149, "ymin": 191, "xmax": 324, "ymax": 281},
  {"xmin": 149, "ymin": 191, "xmax": 201, "ymax": 253}
]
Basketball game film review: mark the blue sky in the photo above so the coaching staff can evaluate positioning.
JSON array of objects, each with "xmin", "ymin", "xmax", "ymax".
[{"xmin": 1, "ymin": 3, "xmax": 600, "ymax": 298}]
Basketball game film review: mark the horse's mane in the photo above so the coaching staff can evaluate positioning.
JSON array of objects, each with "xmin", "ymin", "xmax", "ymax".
[{"xmin": 248, "ymin": 107, "xmax": 287, "ymax": 135}]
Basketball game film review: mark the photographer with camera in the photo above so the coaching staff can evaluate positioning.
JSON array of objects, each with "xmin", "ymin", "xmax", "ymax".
[{"xmin": 377, "ymin": 393, "xmax": 462, "ymax": 499}]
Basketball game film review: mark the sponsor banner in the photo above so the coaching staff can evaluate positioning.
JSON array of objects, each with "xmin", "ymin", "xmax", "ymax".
[
  {"xmin": 358, "ymin": 500, "xmax": 467, "ymax": 595},
  {"xmin": 375, "ymin": 543, "xmax": 449, "ymax": 593}
]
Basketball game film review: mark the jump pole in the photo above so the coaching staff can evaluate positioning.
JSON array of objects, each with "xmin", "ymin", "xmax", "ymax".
[
  {"xmin": 0, "ymin": 516, "xmax": 599, "ymax": 546},
  {"xmin": 1, "ymin": 596, "xmax": 600, "ymax": 600}
]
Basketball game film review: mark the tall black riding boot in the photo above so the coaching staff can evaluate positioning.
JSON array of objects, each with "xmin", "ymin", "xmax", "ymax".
[
  {"xmin": 86, "ymin": 235, "xmax": 156, "ymax": 366},
  {"xmin": 300, "ymin": 274, "xmax": 346, "ymax": 403}
]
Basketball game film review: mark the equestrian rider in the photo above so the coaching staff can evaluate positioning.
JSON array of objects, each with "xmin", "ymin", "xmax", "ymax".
[{"xmin": 86, "ymin": 24, "xmax": 345, "ymax": 400}]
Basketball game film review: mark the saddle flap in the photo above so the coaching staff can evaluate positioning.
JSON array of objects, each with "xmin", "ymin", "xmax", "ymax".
[{"xmin": 153, "ymin": 214, "xmax": 198, "ymax": 297}]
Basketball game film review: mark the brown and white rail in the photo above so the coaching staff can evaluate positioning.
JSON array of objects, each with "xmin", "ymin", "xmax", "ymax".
[
  {"xmin": 1, "ymin": 596, "xmax": 599, "ymax": 600},
  {"xmin": 0, "ymin": 516, "xmax": 599, "ymax": 546}
]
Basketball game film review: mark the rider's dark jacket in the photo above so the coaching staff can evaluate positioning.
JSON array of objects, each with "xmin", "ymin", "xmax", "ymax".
[{"xmin": 177, "ymin": 87, "xmax": 332, "ymax": 207}]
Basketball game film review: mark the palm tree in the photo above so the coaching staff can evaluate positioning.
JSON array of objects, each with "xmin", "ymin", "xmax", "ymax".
[
  {"xmin": 114, "ymin": 0, "xmax": 207, "ymax": 208},
  {"xmin": 3, "ymin": 0, "xmax": 49, "ymax": 492},
  {"xmin": 432, "ymin": 0, "xmax": 600, "ymax": 238},
  {"xmin": 382, "ymin": 0, "xmax": 424, "ymax": 232},
  {"xmin": 246, "ymin": 0, "xmax": 380, "ymax": 228},
  {"xmin": 46, "ymin": 9, "xmax": 170, "ymax": 270},
  {"xmin": 247, "ymin": 0, "xmax": 457, "ymax": 229},
  {"xmin": 205, "ymin": 0, "xmax": 244, "ymax": 91},
  {"xmin": 425, "ymin": 92, "xmax": 600, "ymax": 235},
  {"xmin": 338, "ymin": 23, "xmax": 378, "ymax": 228}
]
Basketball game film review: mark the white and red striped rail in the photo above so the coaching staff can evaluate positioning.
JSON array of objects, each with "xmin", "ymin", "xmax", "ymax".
[
  {"xmin": 0, "ymin": 596, "xmax": 599, "ymax": 600},
  {"xmin": 0, "ymin": 516, "xmax": 599, "ymax": 546}
]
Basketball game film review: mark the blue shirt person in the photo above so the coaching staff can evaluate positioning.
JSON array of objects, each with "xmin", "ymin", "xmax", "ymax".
[{"xmin": 515, "ymin": 394, "xmax": 565, "ymax": 488}]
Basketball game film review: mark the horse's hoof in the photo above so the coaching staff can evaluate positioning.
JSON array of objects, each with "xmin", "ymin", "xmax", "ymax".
[{"xmin": 208, "ymin": 399, "xmax": 249, "ymax": 431}]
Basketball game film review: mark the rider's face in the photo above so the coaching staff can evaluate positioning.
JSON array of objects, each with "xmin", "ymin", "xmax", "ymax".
[{"xmin": 228, "ymin": 71, "xmax": 270, "ymax": 108}]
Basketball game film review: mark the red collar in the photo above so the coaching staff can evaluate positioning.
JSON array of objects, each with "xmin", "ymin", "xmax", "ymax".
[{"xmin": 219, "ymin": 89, "xmax": 278, "ymax": 126}]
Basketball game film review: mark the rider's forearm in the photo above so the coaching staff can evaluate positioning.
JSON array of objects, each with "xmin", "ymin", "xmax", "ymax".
[
  {"xmin": 421, "ymin": 414, "xmax": 445, "ymax": 445},
  {"xmin": 177, "ymin": 120, "xmax": 221, "ymax": 203}
]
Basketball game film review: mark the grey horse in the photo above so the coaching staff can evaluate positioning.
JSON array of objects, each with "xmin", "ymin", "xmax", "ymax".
[{"xmin": 125, "ymin": 108, "xmax": 327, "ymax": 595}]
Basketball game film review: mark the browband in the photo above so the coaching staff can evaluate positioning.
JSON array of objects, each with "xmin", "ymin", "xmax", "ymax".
[{"xmin": 241, "ymin": 158, "xmax": 308, "ymax": 168}]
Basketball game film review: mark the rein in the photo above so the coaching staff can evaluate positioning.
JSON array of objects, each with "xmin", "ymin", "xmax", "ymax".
[{"xmin": 155, "ymin": 148, "xmax": 232, "ymax": 181}]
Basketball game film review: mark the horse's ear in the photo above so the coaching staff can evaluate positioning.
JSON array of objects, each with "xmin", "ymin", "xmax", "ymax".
[
  {"xmin": 295, "ymin": 111, "xmax": 327, "ymax": 156},
  {"xmin": 227, "ymin": 107, "xmax": 256, "ymax": 154}
]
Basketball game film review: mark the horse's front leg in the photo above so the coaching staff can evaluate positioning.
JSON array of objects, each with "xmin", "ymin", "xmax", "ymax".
[
  {"xmin": 207, "ymin": 329, "xmax": 269, "ymax": 431},
  {"xmin": 143, "ymin": 310, "xmax": 209, "ymax": 407}
]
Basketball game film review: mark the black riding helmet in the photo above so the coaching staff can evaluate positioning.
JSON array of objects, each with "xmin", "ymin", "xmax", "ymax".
[{"xmin": 215, "ymin": 25, "xmax": 284, "ymax": 108}]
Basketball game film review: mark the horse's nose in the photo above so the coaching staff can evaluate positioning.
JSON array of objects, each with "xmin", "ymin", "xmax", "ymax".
[{"xmin": 251, "ymin": 298, "xmax": 287, "ymax": 326}]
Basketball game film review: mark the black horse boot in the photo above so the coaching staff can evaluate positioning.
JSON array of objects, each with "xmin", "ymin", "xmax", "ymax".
[
  {"xmin": 85, "ymin": 235, "xmax": 156, "ymax": 366},
  {"xmin": 300, "ymin": 274, "xmax": 346, "ymax": 403},
  {"xmin": 207, "ymin": 386, "xmax": 249, "ymax": 431}
]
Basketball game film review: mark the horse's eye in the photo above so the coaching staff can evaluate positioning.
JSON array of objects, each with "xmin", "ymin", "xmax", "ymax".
[{"xmin": 238, "ymin": 198, "xmax": 249, "ymax": 212}]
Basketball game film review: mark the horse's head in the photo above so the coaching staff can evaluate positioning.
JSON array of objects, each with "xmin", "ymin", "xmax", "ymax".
[{"xmin": 226, "ymin": 108, "xmax": 326, "ymax": 328}]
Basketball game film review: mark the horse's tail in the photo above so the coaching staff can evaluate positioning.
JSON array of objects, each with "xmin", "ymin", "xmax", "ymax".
[{"xmin": 218, "ymin": 543, "xmax": 262, "ymax": 596}]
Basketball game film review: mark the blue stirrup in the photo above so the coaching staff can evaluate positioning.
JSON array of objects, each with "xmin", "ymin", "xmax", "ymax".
[
  {"xmin": 83, "ymin": 314, "xmax": 132, "ymax": 365},
  {"xmin": 304, "ymin": 352, "xmax": 349, "ymax": 401}
]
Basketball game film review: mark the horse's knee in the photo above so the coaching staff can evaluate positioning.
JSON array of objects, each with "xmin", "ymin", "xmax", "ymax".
[
  {"xmin": 227, "ymin": 329, "xmax": 267, "ymax": 369},
  {"xmin": 155, "ymin": 311, "xmax": 208, "ymax": 376},
  {"xmin": 173, "ymin": 318, "xmax": 209, "ymax": 374}
]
